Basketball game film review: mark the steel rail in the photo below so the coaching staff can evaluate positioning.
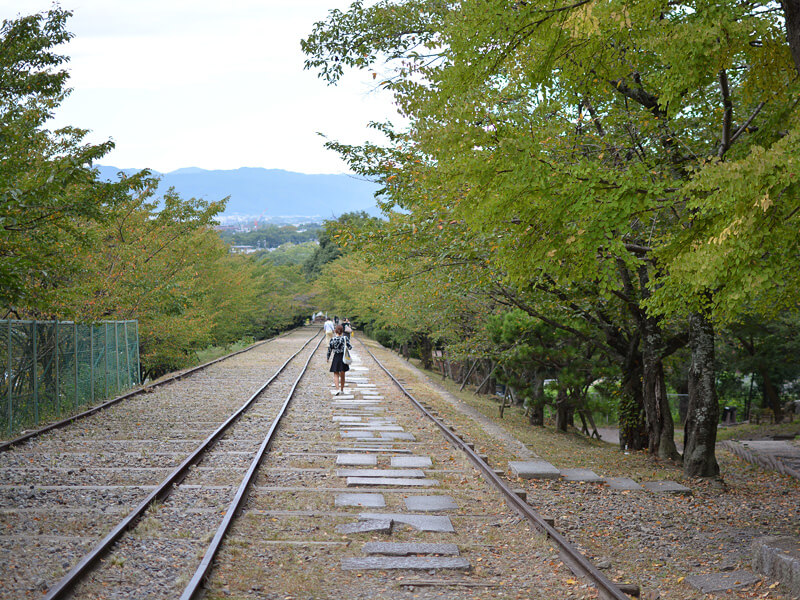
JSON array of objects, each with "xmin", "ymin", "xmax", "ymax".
[
  {"xmin": 43, "ymin": 328, "xmax": 322, "ymax": 600},
  {"xmin": 180, "ymin": 333, "xmax": 325, "ymax": 600},
  {"xmin": 0, "ymin": 328, "xmax": 299, "ymax": 452},
  {"xmin": 358, "ymin": 337, "xmax": 631, "ymax": 600}
]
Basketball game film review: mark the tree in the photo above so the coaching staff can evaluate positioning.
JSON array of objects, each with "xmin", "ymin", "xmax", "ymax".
[
  {"xmin": 0, "ymin": 8, "xmax": 136, "ymax": 312},
  {"xmin": 305, "ymin": 0, "xmax": 799, "ymax": 477},
  {"xmin": 719, "ymin": 313, "xmax": 800, "ymax": 420}
]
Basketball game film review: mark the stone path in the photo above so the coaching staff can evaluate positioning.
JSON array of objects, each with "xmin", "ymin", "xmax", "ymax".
[
  {"xmin": 720, "ymin": 439, "xmax": 800, "ymax": 480},
  {"xmin": 332, "ymin": 350, "xmax": 471, "ymax": 573},
  {"xmin": 508, "ymin": 458, "xmax": 692, "ymax": 494}
]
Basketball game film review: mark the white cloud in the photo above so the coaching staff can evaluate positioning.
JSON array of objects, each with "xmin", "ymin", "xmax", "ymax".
[{"xmin": 1, "ymin": 0, "xmax": 401, "ymax": 174}]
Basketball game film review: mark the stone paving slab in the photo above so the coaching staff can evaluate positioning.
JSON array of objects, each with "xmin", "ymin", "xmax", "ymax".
[
  {"xmin": 335, "ymin": 493, "xmax": 386, "ymax": 508},
  {"xmin": 347, "ymin": 477, "xmax": 439, "ymax": 487},
  {"xmin": 356, "ymin": 383, "xmax": 377, "ymax": 387},
  {"xmin": 336, "ymin": 454, "xmax": 377, "ymax": 466},
  {"xmin": 685, "ymin": 571, "xmax": 760, "ymax": 593},
  {"xmin": 362, "ymin": 542, "xmax": 460, "ymax": 556},
  {"xmin": 642, "ymin": 481, "xmax": 691, "ymax": 494},
  {"xmin": 332, "ymin": 416, "xmax": 363, "ymax": 422},
  {"xmin": 560, "ymin": 468, "xmax": 605, "ymax": 483},
  {"xmin": 391, "ymin": 456, "xmax": 433, "ymax": 468},
  {"xmin": 360, "ymin": 396, "xmax": 385, "ymax": 400},
  {"xmin": 403, "ymin": 495, "xmax": 458, "ymax": 512},
  {"xmin": 334, "ymin": 399, "xmax": 381, "ymax": 404},
  {"xmin": 338, "ymin": 469, "xmax": 425, "ymax": 478},
  {"xmin": 380, "ymin": 432, "xmax": 416, "ymax": 441},
  {"xmin": 335, "ymin": 447, "xmax": 412, "ymax": 454},
  {"xmin": 359, "ymin": 513, "xmax": 455, "ymax": 532},
  {"xmin": 335, "ymin": 519, "xmax": 392, "ymax": 534},
  {"xmin": 509, "ymin": 460, "xmax": 561, "ymax": 479},
  {"xmin": 341, "ymin": 556, "xmax": 470, "ymax": 571},
  {"xmin": 341, "ymin": 426, "xmax": 405, "ymax": 432},
  {"xmin": 341, "ymin": 431, "xmax": 376, "ymax": 439},
  {"xmin": 605, "ymin": 477, "xmax": 643, "ymax": 491}
]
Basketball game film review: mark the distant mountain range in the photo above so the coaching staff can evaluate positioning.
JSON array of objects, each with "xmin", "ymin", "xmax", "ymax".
[{"xmin": 96, "ymin": 166, "xmax": 381, "ymax": 221}]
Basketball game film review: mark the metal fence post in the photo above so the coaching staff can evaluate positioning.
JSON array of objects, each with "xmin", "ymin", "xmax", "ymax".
[
  {"xmin": 74, "ymin": 322, "xmax": 79, "ymax": 411},
  {"xmin": 115, "ymin": 322, "xmax": 120, "ymax": 393},
  {"xmin": 104, "ymin": 323, "xmax": 109, "ymax": 398},
  {"xmin": 33, "ymin": 321, "xmax": 39, "ymax": 426},
  {"xmin": 90, "ymin": 324, "xmax": 95, "ymax": 404},
  {"xmin": 7, "ymin": 321, "xmax": 12, "ymax": 436},
  {"xmin": 124, "ymin": 322, "xmax": 131, "ymax": 388},
  {"xmin": 54, "ymin": 320, "xmax": 60, "ymax": 418},
  {"xmin": 135, "ymin": 321, "xmax": 140, "ymax": 386}
]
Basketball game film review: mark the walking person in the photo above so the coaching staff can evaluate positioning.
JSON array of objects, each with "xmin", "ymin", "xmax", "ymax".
[
  {"xmin": 324, "ymin": 316, "xmax": 335, "ymax": 343},
  {"xmin": 323, "ymin": 316, "xmax": 337, "ymax": 386},
  {"xmin": 327, "ymin": 324, "xmax": 352, "ymax": 395},
  {"xmin": 343, "ymin": 318, "xmax": 352, "ymax": 340}
]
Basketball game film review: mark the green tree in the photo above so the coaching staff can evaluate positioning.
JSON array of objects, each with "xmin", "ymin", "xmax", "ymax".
[
  {"xmin": 0, "ymin": 8, "xmax": 136, "ymax": 312},
  {"xmin": 303, "ymin": 211, "xmax": 380, "ymax": 279},
  {"xmin": 305, "ymin": 0, "xmax": 800, "ymax": 477}
]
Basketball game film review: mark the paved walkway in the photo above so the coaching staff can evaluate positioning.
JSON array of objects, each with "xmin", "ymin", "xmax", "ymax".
[{"xmin": 720, "ymin": 439, "xmax": 800, "ymax": 480}]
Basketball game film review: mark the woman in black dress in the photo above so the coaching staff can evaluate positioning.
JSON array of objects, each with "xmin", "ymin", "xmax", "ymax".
[{"xmin": 327, "ymin": 324, "xmax": 353, "ymax": 395}]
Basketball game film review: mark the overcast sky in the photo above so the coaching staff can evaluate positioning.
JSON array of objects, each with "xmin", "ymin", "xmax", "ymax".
[{"xmin": 0, "ymin": 1, "xmax": 400, "ymax": 174}]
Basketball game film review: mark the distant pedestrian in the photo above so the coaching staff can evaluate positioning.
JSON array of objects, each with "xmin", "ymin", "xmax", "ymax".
[
  {"xmin": 324, "ymin": 317, "xmax": 334, "ymax": 343},
  {"xmin": 327, "ymin": 324, "xmax": 352, "ymax": 395},
  {"xmin": 343, "ymin": 318, "xmax": 352, "ymax": 340}
]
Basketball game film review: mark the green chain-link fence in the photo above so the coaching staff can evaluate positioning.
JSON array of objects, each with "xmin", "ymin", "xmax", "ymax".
[{"xmin": 0, "ymin": 320, "xmax": 140, "ymax": 437}]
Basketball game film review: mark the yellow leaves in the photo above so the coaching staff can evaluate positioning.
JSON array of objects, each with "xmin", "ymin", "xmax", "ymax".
[
  {"xmin": 757, "ymin": 193, "xmax": 772, "ymax": 212},
  {"xmin": 566, "ymin": 236, "xmax": 576, "ymax": 244},
  {"xmin": 547, "ymin": 249, "xmax": 557, "ymax": 257}
]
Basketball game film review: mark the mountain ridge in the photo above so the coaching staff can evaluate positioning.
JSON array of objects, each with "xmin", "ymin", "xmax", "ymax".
[{"xmin": 96, "ymin": 165, "xmax": 381, "ymax": 219}]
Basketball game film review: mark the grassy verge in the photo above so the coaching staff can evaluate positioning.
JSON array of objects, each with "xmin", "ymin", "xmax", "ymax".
[{"xmin": 194, "ymin": 337, "xmax": 256, "ymax": 364}]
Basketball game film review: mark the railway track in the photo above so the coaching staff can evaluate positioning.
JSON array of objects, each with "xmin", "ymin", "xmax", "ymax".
[
  {"xmin": 0, "ymin": 327, "xmax": 321, "ymax": 599},
  {"xmin": 2, "ymin": 330, "xmax": 634, "ymax": 599}
]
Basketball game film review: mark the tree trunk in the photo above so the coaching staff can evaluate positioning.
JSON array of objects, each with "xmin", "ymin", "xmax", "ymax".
[
  {"xmin": 619, "ymin": 352, "xmax": 648, "ymax": 451},
  {"xmin": 476, "ymin": 361, "xmax": 495, "ymax": 394},
  {"xmin": 418, "ymin": 335, "xmax": 433, "ymax": 370},
  {"xmin": 555, "ymin": 389, "xmax": 571, "ymax": 432},
  {"xmin": 782, "ymin": 0, "xmax": 800, "ymax": 76},
  {"xmin": 637, "ymin": 266, "xmax": 680, "ymax": 460},
  {"xmin": 459, "ymin": 359, "xmax": 479, "ymax": 391},
  {"xmin": 528, "ymin": 371, "xmax": 545, "ymax": 426},
  {"xmin": 758, "ymin": 366, "xmax": 784, "ymax": 421},
  {"xmin": 684, "ymin": 310, "xmax": 720, "ymax": 478},
  {"xmin": 642, "ymin": 317, "xmax": 681, "ymax": 460}
]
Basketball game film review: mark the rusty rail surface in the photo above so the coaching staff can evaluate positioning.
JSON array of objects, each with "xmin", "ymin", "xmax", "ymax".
[{"xmin": 358, "ymin": 338, "xmax": 632, "ymax": 600}]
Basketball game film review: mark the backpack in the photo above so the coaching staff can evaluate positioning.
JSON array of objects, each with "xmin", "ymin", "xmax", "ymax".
[{"xmin": 344, "ymin": 323, "xmax": 352, "ymax": 333}]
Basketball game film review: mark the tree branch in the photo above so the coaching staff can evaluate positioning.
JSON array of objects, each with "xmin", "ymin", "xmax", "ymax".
[{"xmin": 717, "ymin": 69, "xmax": 733, "ymax": 158}]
